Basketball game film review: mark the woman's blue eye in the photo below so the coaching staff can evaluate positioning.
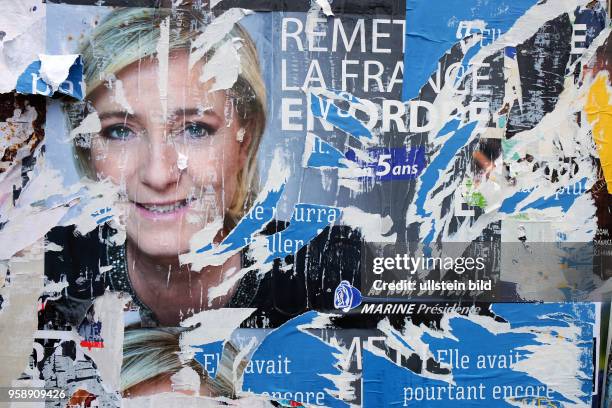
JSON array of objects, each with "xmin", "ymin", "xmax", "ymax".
[
  {"xmin": 103, "ymin": 125, "xmax": 134, "ymax": 140},
  {"xmin": 184, "ymin": 123, "xmax": 211, "ymax": 139}
]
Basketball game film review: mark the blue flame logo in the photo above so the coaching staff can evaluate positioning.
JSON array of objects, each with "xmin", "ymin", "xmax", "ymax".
[{"xmin": 334, "ymin": 281, "xmax": 362, "ymax": 312}]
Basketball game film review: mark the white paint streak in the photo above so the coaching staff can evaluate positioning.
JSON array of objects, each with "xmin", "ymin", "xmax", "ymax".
[{"xmin": 156, "ymin": 17, "xmax": 170, "ymax": 121}]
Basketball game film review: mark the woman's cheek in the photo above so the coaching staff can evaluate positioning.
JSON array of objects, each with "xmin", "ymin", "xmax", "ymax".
[
  {"xmin": 92, "ymin": 143, "xmax": 138, "ymax": 184},
  {"xmin": 186, "ymin": 153, "xmax": 222, "ymax": 186}
]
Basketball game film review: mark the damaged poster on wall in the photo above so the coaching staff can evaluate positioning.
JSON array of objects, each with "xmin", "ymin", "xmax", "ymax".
[{"xmin": 1, "ymin": 0, "xmax": 612, "ymax": 406}]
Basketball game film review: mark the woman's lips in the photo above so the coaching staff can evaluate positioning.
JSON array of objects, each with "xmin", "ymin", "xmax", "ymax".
[{"xmin": 132, "ymin": 199, "xmax": 191, "ymax": 220}]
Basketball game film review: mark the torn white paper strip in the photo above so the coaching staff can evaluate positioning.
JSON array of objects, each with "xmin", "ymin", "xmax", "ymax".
[
  {"xmin": 180, "ymin": 308, "xmax": 256, "ymax": 350},
  {"xmin": 157, "ymin": 17, "xmax": 170, "ymax": 121},
  {"xmin": 85, "ymin": 292, "xmax": 130, "ymax": 391},
  {"xmin": 67, "ymin": 111, "xmax": 101, "ymax": 142},
  {"xmin": 113, "ymin": 78, "xmax": 134, "ymax": 114},
  {"xmin": 189, "ymin": 8, "xmax": 252, "ymax": 69},
  {"xmin": 0, "ymin": 205, "xmax": 71, "ymax": 261},
  {"xmin": 0, "ymin": 0, "xmax": 45, "ymax": 43},
  {"xmin": 315, "ymin": 0, "xmax": 334, "ymax": 16},
  {"xmin": 171, "ymin": 366, "xmax": 200, "ymax": 394},
  {"xmin": 199, "ymin": 39, "xmax": 242, "ymax": 91},
  {"xmin": 0, "ymin": 243, "xmax": 44, "ymax": 387},
  {"xmin": 0, "ymin": 13, "xmax": 45, "ymax": 93},
  {"xmin": 38, "ymin": 54, "xmax": 79, "ymax": 92}
]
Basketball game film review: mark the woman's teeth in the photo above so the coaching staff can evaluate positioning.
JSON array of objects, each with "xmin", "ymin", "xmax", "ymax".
[{"xmin": 139, "ymin": 200, "xmax": 188, "ymax": 213}]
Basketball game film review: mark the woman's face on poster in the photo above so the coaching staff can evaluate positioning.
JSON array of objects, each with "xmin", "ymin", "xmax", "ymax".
[{"xmin": 88, "ymin": 49, "xmax": 249, "ymax": 258}]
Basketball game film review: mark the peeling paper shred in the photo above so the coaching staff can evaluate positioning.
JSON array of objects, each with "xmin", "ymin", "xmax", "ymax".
[
  {"xmin": 401, "ymin": 2, "xmax": 604, "ymax": 248},
  {"xmin": 200, "ymin": 39, "xmax": 242, "ymax": 91},
  {"xmin": 156, "ymin": 17, "xmax": 170, "ymax": 120},
  {"xmin": 113, "ymin": 78, "xmax": 134, "ymax": 114},
  {"xmin": 121, "ymin": 393, "xmax": 275, "ymax": 407},
  {"xmin": 67, "ymin": 111, "xmax": 101, "ymax": 142},
  {"xmin": 189, "ymin": 8, "xmax": 252, "ymax": 69},
  {"xmin": 307, "ymin": 87, "xmax": 378, "ymax": 142},
  {"xmin": 242, "ymin": 312, "xmax": 356, "ymax": 406},
  {"xmin": 585, "ymin": 72, "xmax": 612, "ymax": 193},
  {"xmin": 87, "ymin": 292, "xmax": 129, "ymax": 390},
  {"xmin": 170, "ymin": 366, "xmax": 201, "ymax": 394},
  {"xmin": 38, "ymin": 54, "xmax": 79, "ymax": 91},
  {"xmin": 207, "ymin": 267, "xmax": 245, "ymax": 307},
  {"xmin": 315, "ymin": 0, "xmax": 334, "ymax": 16},
  {"xmin": 0, "ymin": 0, "xmax": 45, "ymax": 93},
  {"xmin": 0, "ymin": 168, "xmax": 71, "ymax": 260},
  {"xmin": 340, "ymin": 206, "xmax": 396, "ymax": 242},
  {"xmin": 0, "ymin": 245, "xmax": 44, "ymax": 388},
  {"xmin": 179, "ymin": 308, "xmax": 256, "ymax": 361},
  {"xmin": 1, "ymin": 0, "xmax": 45, "ymax": 43},
  {"xmin": 364, "ymin": 304, "xmax": 595, "ymax": 406},
  {"xmin": 177, "ymin": 152, "xmax": 188, "ymax": 171},
  {"xmin": 180, "ymin": 149, "xmax": 288, "ymax": 269},
  {"xmin": 302, "ymin": 133, "xmax": 350, "ymax": 169}
]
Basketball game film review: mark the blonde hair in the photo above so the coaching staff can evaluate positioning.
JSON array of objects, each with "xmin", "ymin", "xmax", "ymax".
[
  {"xmin": 68, "ymin": 7, "xmax": 267, "ymax": 226},
  {"xmin": 122, "ymin": 327, "xmax": 247, "ymax": 397}
]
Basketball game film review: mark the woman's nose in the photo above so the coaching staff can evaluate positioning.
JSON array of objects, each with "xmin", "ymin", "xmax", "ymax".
[{"xmin": 138, "ymin": 136, "xmax": 180, "ymax": 191}]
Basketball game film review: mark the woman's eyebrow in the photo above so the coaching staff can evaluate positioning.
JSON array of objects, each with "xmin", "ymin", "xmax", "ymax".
[
  {"xmin": 171, "ymin": 107, "xmax": 221, "ymax": 122},
  {"xmin": 98, "ymin": 110, "xmax": 139, "ymax": 122}
]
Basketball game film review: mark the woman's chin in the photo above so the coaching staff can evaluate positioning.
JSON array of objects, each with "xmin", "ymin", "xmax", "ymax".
[
  {"xmin": 134, "ymin": 244, "xmax": 191, "ymax": 259},
  {"xmin": 126, "ymin": 231, "xmax": 193, "ymax": 260},
  {"xmin": 125, "ymin": 213, "xmax": 223, "ymax": 260}
]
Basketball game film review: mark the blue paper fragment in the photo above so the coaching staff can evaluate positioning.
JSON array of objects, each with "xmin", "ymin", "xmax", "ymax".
[
  {"xmin": 197, "ymin": 183, "xmax": 286, "ymax": 254},
  {"xmin": 415, "ymin": 122, "xmax": 477, "ymax": 217},
  {"xmin": 402, "ymin": 0, "xmax": 539, "ymax": 101},
  {"xmin": 304, "ymin": 134, "xmax": 348, "ymax": 169},
  {"xmin": 265, "ymin": 203, "xmax": 341, "ymax": 262},
  {"xmin": 16, "ymin": 56, "xmax": 84, "ymax": 100},
  {"xmin": 310, "ymin": 92, "xmax": 372, "ymax": 139},
  {"xmin": 193, "ymin": 340, "xmax": 224, "ymax": 379},
  {"xmin": 242, "ymin": 311, "xmax": 348, "ymax": 408},
  {"xmin": 346, "ymin": 146, "xmax": 426, "ymax": 181}
]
